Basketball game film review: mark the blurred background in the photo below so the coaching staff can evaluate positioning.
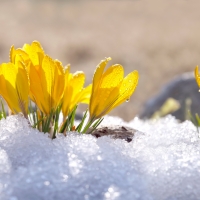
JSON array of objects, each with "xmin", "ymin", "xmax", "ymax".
[{"xmin": 1, "ymin": 0, "xmax": 200, "ymax": 121}]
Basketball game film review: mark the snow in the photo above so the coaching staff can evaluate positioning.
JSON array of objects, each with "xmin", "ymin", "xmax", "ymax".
[{"xmin": 0, "ymin": 114, "xmax": 200, "ymax": 200}]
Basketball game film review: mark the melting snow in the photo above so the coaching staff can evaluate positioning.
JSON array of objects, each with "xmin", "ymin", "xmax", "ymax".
[{"xmin": 0, "ymin": 115, "xmax": 200, "ymax": 200}]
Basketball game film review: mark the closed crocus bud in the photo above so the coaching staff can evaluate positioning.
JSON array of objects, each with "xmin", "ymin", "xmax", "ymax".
[
  {"xmin": 0, "ymin": 60, "xmax": 29, "ymax": 118},
  {"xmin": 28, "ymin": 55, "xmax": 65, "ymax": 115}
]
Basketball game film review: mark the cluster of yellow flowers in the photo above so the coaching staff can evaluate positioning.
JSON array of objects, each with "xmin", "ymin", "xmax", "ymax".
[{"xmin": 0, "ymin": 41, "xmax": 139, "ymax": 138}]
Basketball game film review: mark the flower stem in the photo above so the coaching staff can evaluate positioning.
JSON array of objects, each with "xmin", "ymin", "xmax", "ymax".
[{"xmin": 82, "ymin": 117, "xmax": 95, "ymax": 133}]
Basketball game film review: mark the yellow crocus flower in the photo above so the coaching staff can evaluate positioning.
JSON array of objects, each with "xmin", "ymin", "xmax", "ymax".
[
  {"xmin": 62, "ymin": 65, "xmax": 92, "ymax": 118},
  {"xmin": 89, "ymin": 57, "xmax": 139, "ymax": 120},
  {"xmin": 195, "ymin": 66, "xmax": 200, "ymax": 89},
  {"xmin": 11, "ymin": 41, "xmax": 65, "ymax": 115},
  {"xmin": 28, "ymin": 54, "xmax": 65, "ymax": 115},
  {"xmin": 10, "ymin": 41, "xmax": 44, "ymax": 103},
  {"xmin": 0, "ymin": 58, "xmax": 29, "ymax": 117}
]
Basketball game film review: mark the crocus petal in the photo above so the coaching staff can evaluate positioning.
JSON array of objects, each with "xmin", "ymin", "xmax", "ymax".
[
  {"xmin": 70, "ymin": 72, "xmax": 85, "ymax": 102},
  {"xmin": 22, "ymin": 41, "xmax": 44, "ymax": 66},
  {"xmin": 0, "ymin": 62, "xmax": 29, "ymax": 116},
  {"xmin": 78, "ymin": 84, "xmax": 92, "ymax": 104},
  {"xmin": 0, "ymin": 67, "xmax": 8, "ymax": 100},
  {"xmin": 62, "ymin": 71, "xmax": 85, "ymax": 118},
  {"xmin": 89, "ymin": 58, "xmax": 111, "ymax": 117},
  {"xmin": 28, "ymin": 61, "xmax": 45, "ymax": 113},
  {"xmin": 15, "ymin": 61, "xmax": 30, "ymax": 115},
  {"xmin": 0, "ymin": 64, "xmax": 16, "ymax": 112},
  {"xmin": 39, "ymin": 55, "xmax": 56, "ymax": 114},
  {"xmin": 90, "ymin": 57, "xmax": 111, "ymax": 100},
  {"xmin": 10, "ymin": 46, "xmax": 29, "ymax": 64},
  {"xmin": 53, "ymin": 60, "xmax": 65, "ymax": 107},
  {"xmin": 106, "ymin": 70, "xmax": 139, "ymax": 114}
]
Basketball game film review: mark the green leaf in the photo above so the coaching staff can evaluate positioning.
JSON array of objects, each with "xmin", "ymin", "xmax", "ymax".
[{"xmin": 76, "ymin": 110, "xmax": 88, "ymax": 133}]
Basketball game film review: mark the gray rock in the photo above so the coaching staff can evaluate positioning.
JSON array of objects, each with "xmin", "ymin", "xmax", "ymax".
[{"xmin": 139, "ymin": 72, "xmax": 200, "ymax": 121}]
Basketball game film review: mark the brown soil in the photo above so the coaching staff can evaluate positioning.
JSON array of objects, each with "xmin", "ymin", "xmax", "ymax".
[
  {"xmin": 91, "ymin": 125, "xmax": 138, "ymax": 143},
  {"xmin": 1, "ymin": 0, "xmax": 200, "ymax": 121}
]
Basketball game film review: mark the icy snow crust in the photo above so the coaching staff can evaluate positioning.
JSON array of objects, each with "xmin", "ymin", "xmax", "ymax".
[{"xmin": 0, "ymin": 115, "xmax": 200, "ymax": 200}]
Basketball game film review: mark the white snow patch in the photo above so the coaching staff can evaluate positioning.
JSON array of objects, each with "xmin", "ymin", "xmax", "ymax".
[{"xmin": 0, "ymin": 115, "xmax": 200, "ymax": 200}]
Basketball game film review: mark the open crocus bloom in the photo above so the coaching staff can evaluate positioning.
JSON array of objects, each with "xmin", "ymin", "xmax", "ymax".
[
  {"xmin": 0, "ymin": 56, "xmax": 29, "ymax": 117},
  {"xmin": 89, "ymin": 57, "xmax": 139, "ymax": 120},
  {"xmin": 62, "ymin": 65, "xmax": 92, "ymax": 119},
  {"xmin": 195, "ymin": 66, "xmax": 200, "ymax": 90}
]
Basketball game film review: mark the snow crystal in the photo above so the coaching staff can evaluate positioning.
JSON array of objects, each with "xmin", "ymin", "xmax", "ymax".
[{"xmin": 0, "ymin": 114, "xmax": 200, "ymax": 200}]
